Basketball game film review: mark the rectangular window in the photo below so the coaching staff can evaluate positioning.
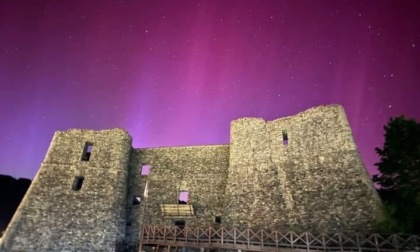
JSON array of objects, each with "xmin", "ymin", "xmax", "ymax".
[
  {"xmin": 140, "ymin": 165, "xmax": 151, "ymax": 176},
  {"xmin": 282, "ymin": 131, "xmax": 288, "ymax": 145},
  {"xmin": 178, "ymin": 191, "xmax": 189, "ymax": 204},
  {"xmin": 72, "ymin": 176, "xmax": 84, "ymax": 191},
  {"xmin": 215, "ymin": 216, "xmax": 222, "ymax": 224},
  {"xmin": 133, "ymin": 196, "xmax": 141, "ymax": 205},
  {"xmin": 81, "ymin": 142, "xmax": 93, "ymax": 161},
  {"xmin": 174, "ymin": 220, "xmax": 185, "ymax": 227}
]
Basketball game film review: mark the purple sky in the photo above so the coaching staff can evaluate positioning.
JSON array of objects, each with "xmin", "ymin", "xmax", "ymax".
[{"xmin": 1, "ymin": 0, "xmax": 419, "ymax": 179}]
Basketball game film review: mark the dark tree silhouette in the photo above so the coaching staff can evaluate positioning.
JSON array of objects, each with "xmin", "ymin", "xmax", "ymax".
[
  {"xmin": 373, "ymin": 116, "xmax": 420, "ymax": 233},
  {"xmin": 0, "ymin": 175, "xmax": 31, "ymax": 235}
]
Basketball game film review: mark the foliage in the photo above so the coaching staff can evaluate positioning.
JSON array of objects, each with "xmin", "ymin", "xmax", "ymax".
[
  {"xmin": 372, "ymin": 116, "xmax": 420, "ymax": 234},
  {"xmin": 374, "ymin": 189, "xmax": 420, "ymax": 233}
]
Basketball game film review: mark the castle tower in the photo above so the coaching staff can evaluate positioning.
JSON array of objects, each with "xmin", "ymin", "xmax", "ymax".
[
  {"xmin": 0, "ymin": 129, "xmax": 132, "ymax": 251},
  {"xmin": 224, "ymin": 117, "xmax": 288, "ymax": 229},
  {"xmin": 224, "ymin": 105, "xmax": 383, "ymax": 232}
]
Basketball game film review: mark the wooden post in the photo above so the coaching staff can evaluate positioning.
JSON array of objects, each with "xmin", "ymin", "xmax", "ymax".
[
  {"xmin": 247, "ymin": 229, "xmax": 250, "ymax": 249},
  {"xmin": 234, "ymin": 228, "xmax": 236, "ymax": 248},
  {"xmin": 221, "ymin": 227, "xmax": 224, "ymax": 247},
  {"xmin": 261, "ymin": 230, "xmax": 264, "ymax": 251}
]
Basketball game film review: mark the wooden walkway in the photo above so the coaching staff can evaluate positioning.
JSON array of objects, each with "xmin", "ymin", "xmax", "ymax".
[{"xmin": 139, "ymin": 225, "xmax": 420, "ymax": 252}]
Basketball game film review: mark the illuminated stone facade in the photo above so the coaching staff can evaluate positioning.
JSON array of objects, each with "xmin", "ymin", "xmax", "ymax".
[{"xmin": 0, "ymin": 105, "xmax": 383, "ymax": 251}]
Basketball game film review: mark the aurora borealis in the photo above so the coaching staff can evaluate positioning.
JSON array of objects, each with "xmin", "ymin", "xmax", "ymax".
[{"xmin": 0, "ymin": 0, "xmax": 419, "ymax": 179}]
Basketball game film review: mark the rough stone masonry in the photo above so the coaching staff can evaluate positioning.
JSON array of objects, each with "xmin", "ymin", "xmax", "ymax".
[{"xmin": 0, "ymin": 105, "xmax": 383, "ymax": 251}]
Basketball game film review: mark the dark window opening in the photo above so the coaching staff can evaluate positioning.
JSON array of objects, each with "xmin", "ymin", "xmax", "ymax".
[
  {"xmin": 81, "ymin": 142, "xmax": 93, "ymax": 161},
  {"xmin": 127, "ymin": 222, "xmax": 132, "ymax": 226},
  {"xmin": 178, "ymin": 191, "xmax": 189, "ymax": 204},
  {"xmin": 72, "ymin": 176, "xmax": 84, "ymax": 191},
  {"xmin": 140, "ymin": 165, "xmax": 151, "ymax": 176},
  {"xmin": 174, "ymin": 220, "xmax": 185, "ymax": 228},
  {"xmin": 133, "ymin": 196, "xmax": 141, "ymax": 205},
  {"xmin": 282, "ymin": 131, "xmax": 288, "ymax": 145},
  {"xmin": 215, "ymin": 216, "xmax": 222, "ymax": 224}
]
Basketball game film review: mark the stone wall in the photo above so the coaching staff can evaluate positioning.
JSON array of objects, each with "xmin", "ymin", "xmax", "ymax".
[
  {"xmin": 0, "ymin": 105, "xmax": 384, "ymax": 251},
  {"xmin": 225, "ymin": 105, "xmax": 383, "ymax": 232},
  {"xmin": 0, "ymin": 129, "xmax": 132, "ymax": 252},
  {"xmin": 225, "ymin": 117, "xmax": 288, "ymax": 229},
  {"xmin": 125, "ymin": 145, "xmax": 230, "ymax": 245},
  {"xmin": 125, "ymin": 105, "xmax": 382, "ymax": 240}
]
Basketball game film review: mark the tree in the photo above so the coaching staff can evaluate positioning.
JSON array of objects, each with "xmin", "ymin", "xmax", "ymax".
[
  {"xmin": 372, "ymin": 116, "xmax": 420, "ymax": 233},
  {"xmin": 0, "ymin": 175, "xmax": 31, "ymax": 233}
]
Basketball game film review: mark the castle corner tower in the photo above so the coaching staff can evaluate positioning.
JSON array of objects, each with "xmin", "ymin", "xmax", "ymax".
[{"xmin": 0, "ymin": 129, "xmax": 132, "ymax": 252}]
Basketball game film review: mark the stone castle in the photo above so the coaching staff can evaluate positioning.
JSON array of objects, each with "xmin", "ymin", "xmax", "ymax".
[{"xmin": 0, "ymin": 105, "xmax": 383, "ymax": 251}]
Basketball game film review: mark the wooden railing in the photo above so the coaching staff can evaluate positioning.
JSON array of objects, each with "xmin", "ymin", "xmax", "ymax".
[{"xmin": 140, "ymin": 225, "xmax": 420, "ymax": 251}]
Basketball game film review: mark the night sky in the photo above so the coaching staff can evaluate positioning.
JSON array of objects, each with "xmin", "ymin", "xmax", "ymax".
[{"xmin": 1, "ymin": 0, "xmax": 419, "ymax": 179}]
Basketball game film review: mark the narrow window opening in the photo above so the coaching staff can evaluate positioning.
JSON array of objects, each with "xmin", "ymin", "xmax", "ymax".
[
  {"xmin": 174, "ymin": 220, "xmax": 185, "ymax": 228},
  {"xmin": 215, "ymin": 216, "xmax": 222, "ymax": 224},
  {"xmin": 81, "ymin": 142, "xmax": 93, "ymax": 161},
  {"xmin": 72, "ymin": 176, "xmax": 84, "ymax": 191},
  {"xmin": 126, "ymin": 222, "xmax": 132, "ymax": 226},
  {"xmin": 140, "ymin": 165, "xmax": 151, "ymax": 176},
  {"xmin": 178, "ymin": 191, "xmax": 189, "ymax": 204},
  {"xmin": 133, "ymin": 196, "xmax": 141, "ymax": 205},
  {"xmin": 282, "ymin": 131, "xmax": 288, "ymax": 145}
]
